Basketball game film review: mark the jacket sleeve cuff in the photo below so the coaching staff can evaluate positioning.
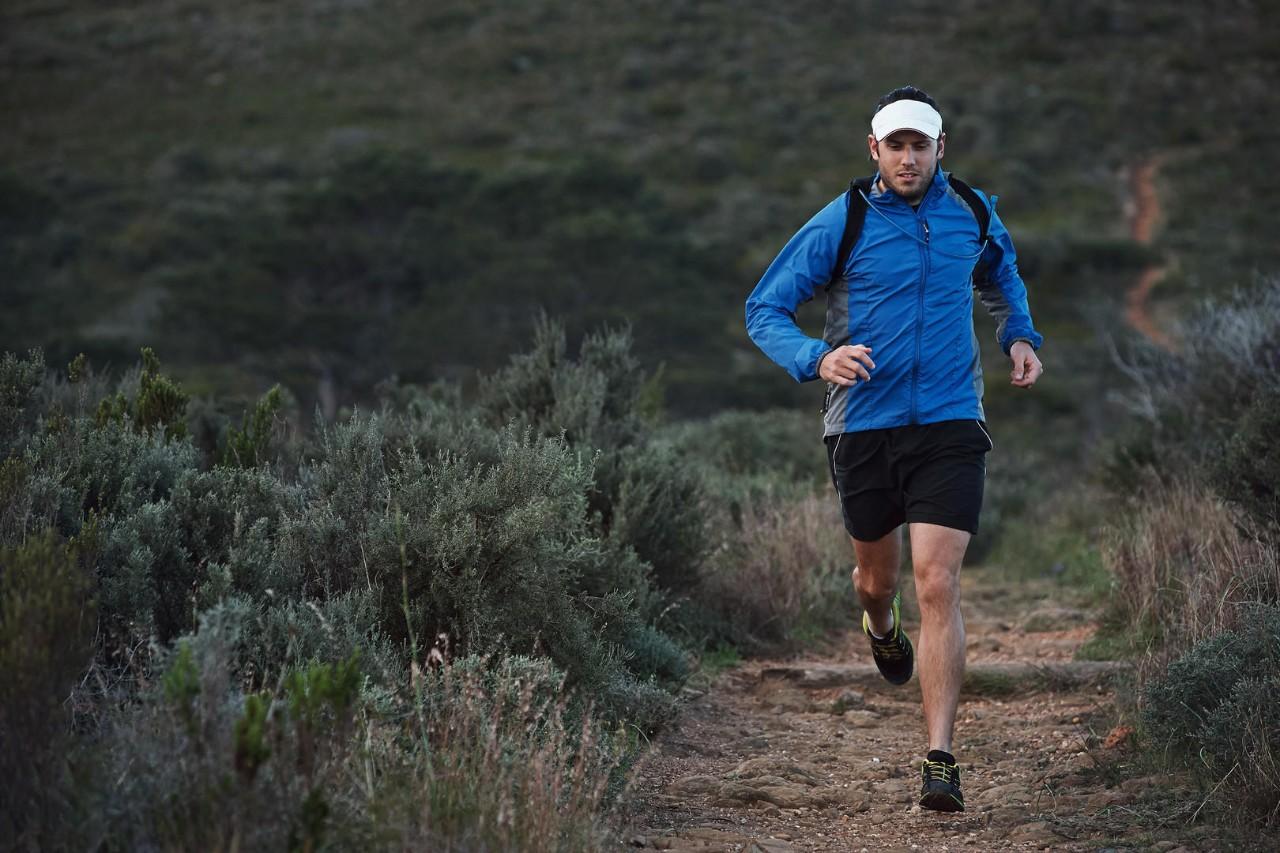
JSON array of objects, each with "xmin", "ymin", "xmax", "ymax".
[
  {"xmin": 1001, "ymin": 330, "xmax": 1043, "ymax": 355},
  {"xmin": 793, "ymin": 339, "xmax": 830, "ymax": 383}
]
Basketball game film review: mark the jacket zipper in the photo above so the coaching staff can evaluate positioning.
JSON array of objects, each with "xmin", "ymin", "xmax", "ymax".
[{"xmin": 911, "ymin": 216, "xmax": 930, "ymax": 424}]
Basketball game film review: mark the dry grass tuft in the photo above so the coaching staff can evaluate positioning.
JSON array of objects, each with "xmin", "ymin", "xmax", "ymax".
[
  {"xmin": 382, "ymin": 651, "xmax": 626, "ymax": 852},
  {"xmin": 701, "ymin": 488, "xmax": 852, "ymax": 647},
  {"xmin": 1102, "ymin": 479, "xmax": 1279, "ymax": 671}
]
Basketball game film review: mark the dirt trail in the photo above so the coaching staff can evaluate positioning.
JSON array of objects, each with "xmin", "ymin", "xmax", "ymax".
[
  {"xmin": 625, "ymin": 574, "xmax": 1215, "ymax": 852},
  {"xmin": 1125, "ymin": 158, "xmax": 1175, "ymax": 350}
]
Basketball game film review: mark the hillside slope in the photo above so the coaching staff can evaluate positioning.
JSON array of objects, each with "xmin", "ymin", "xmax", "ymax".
[{"xmin": 3, "ymin": 0, "xmax": 1278, "ymax": 414}]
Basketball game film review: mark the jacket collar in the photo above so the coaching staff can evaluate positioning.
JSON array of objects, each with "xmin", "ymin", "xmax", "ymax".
[{"xmin": 869, "ymin": 167, "xmax": 948, "ymax": 206}]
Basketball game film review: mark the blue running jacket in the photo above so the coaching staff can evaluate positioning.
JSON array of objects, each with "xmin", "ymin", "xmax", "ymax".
[{"xmin": 745, "ymin": 168, "xmax": 1043, "ymax": 437}]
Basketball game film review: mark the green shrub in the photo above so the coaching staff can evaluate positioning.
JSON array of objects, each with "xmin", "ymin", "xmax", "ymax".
[
  {"xmin": 91, "ymin": 619, "xmax": 625, "ymax": 851},
  {"xmin": 274, "ymin": 411, "xmax": 389, "ymax": 601},
  {"xmin": 265, "ymin": 409, "xmax": 677, "ymax": 730},
  {"xmin": 247, "ymin": 587, "xmax": 403, "ymax": 689},
  {"xmin": 95, "ymin": 602, "xmax": 369, "ymax": 851},
  {"xmin": 1214, "ymin": 384, "xmax": 1280, "ymax": 533},
  {"xmin": 1107, "ymin": 280, "xmax": 1280, "ymax": 492},
  {"xmin": 71, "ymin": 462, "xmax": 284, "ymax": 648},
  {"xmin": 1197, "ymin": 676, "xmax": 1280, "ymax": 823},
  {"xmin": 660, "ymin": 408, "xmax": 826, "ymax": 490},
  {"xmin": 0, "ymin": 327, "xmax": 728, "ymax": 843},
  {"xmin": 174, "ymin": 466, "xmax": 293, "ymax": 605},
  {"xmin": 7, "ymin": 354, "xmax": 197, "ymax": 555},
  {"xmin": 476, "ymin": 318, "xmax": 709, "ymax": 601},
  {"xmin": 477, "ymin": 316, "xmax": 648, "ymax": 449},
  {"xmin": 95, "ymin": 347, "xmax": 189, "ymax": 439},
  {"xmin": 219, "ymin": 384, "xmax": 285, "ymax": 468},
  {"xmin": 0, "ymin": 349, "xmax": 45, "ymax": 455},
  {"xmin": 0, "ymin": 530, "xmax": 95, "ymax": 848},
  {"xmin": 1, "ymin": 332, "xmax": 694, "ymax": 728},
  {"xmin": 388, "ymin": 426, "xmax": 667, "ymax": 723},
  {"xmin": 1143, "ymin": 604, "xmax": 1280, "ymax": 824},
  {"xmin": 598, "ymin": 442, "xmax": 706, "ymax": 595},
  {"xmin": 0, "ymin": 457, "xmax": 28, "ymax": 545},
  {"xmin": 620, "ymin": 623, "xmax": 690, "ymax": 684}
]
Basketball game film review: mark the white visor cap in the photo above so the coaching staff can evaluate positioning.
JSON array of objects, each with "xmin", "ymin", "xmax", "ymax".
[{"xmin": 871, "ymin": 99, "xmax": 943, "ymax": 141}]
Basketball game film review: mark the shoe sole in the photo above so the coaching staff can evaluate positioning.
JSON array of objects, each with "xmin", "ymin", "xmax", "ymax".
[{"xmin": 919, "ymin": 791, "xmax": 965, "ymax": 812}]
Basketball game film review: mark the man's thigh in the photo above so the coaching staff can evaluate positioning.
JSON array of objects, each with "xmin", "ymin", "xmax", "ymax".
[{"xmin": 908, "ymin": 521, "xmax": 971, "ymax": 574}]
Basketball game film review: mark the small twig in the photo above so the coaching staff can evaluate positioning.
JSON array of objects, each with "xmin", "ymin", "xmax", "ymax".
[
  {"xmin": 628, "ymin": 722, "xmax": 652, "ymax": 747},
  {"xmin": 1188, "ymin": 761, "xmax": 1238, "ymax": 825},
  {"xmin": 1035, "ymin": 781, "xmax": 1060, "ymax": 817}
]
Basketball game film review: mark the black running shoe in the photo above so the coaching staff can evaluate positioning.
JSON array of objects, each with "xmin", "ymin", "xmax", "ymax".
[
  {"xmin": 862, "ymin": 590, "xmax": 914, "ymax": 685},
  {"xmin": 919, "ymin": 751, "xmax": 965, "ymax": 812}
]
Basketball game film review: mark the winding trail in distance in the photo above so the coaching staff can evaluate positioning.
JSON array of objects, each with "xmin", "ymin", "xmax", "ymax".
[{"xmin": 1125, "ymin": 158, "xmax": 1175, "ymax": 350}]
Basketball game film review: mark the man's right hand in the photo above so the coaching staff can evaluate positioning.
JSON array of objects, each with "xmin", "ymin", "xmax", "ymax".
[{"xmin": 818, "ymin": 344, "xmax": 875, "ymax": 386}]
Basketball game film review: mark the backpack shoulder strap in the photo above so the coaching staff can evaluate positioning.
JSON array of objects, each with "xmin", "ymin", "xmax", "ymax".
[
  {"xmin": 829, "ymin": 175, "xmax": 876, "ymax": 289},
  {"xmin": 946, "ymin": 174, "xmax": 990, "ymax": 245}
]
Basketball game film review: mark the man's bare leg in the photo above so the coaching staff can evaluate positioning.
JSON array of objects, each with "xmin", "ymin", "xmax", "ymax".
[
  {"xmin": 851, "ymin": 527, "xmax": 902, "ymax": 637},
  {"xmin": 908, "ymin": 522, "xmax": 971, "ymax": 753}
]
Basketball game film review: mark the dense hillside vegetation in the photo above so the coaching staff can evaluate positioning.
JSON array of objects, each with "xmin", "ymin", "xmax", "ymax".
[
  {"xmin": 4, "ymin": 0, "xmax": 1278, "ymax": 416},
  {"xmin": 5, "ymin": 0, "xmax": 1280, "ymax": 846},
  {"xmin": 1, "ymin": 336, "xmax": 860, "ymax": 848}
]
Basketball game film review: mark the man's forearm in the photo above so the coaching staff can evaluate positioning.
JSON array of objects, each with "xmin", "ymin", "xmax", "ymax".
[{"xmin": 744, "ymin": 299, "xmax": 829, "ymax": 382}]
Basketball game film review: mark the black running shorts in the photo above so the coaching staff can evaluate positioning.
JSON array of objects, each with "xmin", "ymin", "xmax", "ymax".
[{"xmin": 824, "ymin": 419, "xmax": 993, "ymax": 541}]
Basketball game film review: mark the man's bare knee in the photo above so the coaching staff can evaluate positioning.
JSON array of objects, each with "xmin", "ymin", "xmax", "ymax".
[
  {"xmin": 853, "ymin": 564, "xmax": 897, "ymax": 600},
  {"xmin": 914, "ymin": 569, "xmax": 960, "ymax": 615}
]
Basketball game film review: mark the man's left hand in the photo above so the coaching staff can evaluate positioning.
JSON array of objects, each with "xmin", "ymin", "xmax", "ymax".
[{"xmin": 1009, "ymin": 341, "xmax": 1043, "ymax": 389}]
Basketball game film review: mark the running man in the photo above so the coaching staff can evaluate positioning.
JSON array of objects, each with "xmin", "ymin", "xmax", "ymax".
[{"xmin": 744, "ymin": 85, "xmax": 1043, "ymax": 812}]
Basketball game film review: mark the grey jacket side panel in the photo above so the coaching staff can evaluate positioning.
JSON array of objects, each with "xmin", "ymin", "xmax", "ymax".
[
  {"xmin": 821, "ymin": 275, "xmax": 851, "ymax": 436},
  {"xmin": 973, "ymin": 264, "xmax": 1013, "ymax": 350},
  {"xmin": 968, "ymin": 326, "xmax": 987, "ymax": 423}
]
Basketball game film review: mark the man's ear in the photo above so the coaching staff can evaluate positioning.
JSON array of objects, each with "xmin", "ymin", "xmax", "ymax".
[
  {"xmin": 937, "ymin": 132, "xmax": 946, "ymax": 160},
  {"xmin": 867, "ymin": 134, "xmax": 879, "ymax": 163}
]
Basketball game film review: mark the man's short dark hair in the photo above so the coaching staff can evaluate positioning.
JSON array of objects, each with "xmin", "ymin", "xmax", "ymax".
[{"xmin": 874, "ymin": 86, "xmax": 939, "ymax": 116}]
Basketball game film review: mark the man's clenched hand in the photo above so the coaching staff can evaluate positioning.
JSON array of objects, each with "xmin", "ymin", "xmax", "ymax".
[
  {"xmin": 1009, "ymin": 340, "xmax": 1043, "ymax": 388},
  {"xmin": 818, "ymin": 344, "xmax": 875, "ymax": 386}
]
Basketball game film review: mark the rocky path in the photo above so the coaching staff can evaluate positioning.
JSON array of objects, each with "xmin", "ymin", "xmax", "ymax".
[{"xmin": 624, "ymin": 573, "xmax": 1218, "ymax": 852}]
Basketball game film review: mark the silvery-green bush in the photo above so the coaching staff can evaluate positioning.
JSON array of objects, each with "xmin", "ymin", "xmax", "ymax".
[
  {"xmin": 6, "ymin": 324, "xmax": 861, "ymax": 845},
  {"xmin": 1143, "ymin": 604, "xmax": 1280, "ymax": 824},
  {"xmin": 1108, "ymin": 278, "xmax": 1280, "ymax": 493}
]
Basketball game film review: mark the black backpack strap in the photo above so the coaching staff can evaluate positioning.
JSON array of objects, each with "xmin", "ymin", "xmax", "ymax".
[
  {"xmin": 829, "ymin": 175, "xmax": 877, "ymax": 290},
  {"xmin": 946, "ymin": 174, "xmax": 990, "ymax": 245}
]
